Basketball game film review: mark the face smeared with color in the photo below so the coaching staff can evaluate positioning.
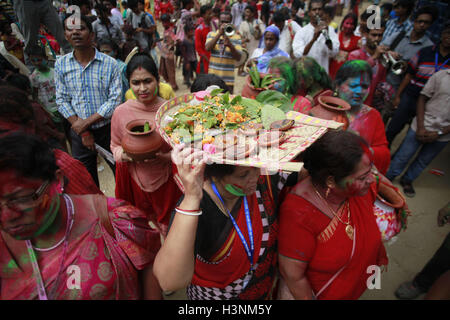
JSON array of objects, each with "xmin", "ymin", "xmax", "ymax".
[
  {"xmin": 0, "ymin": 171, "xmax": 60, "ymax": 240},
  {"xmin": 337, "ymin": 153, "xmax": 374, "ymax": 197},
  {"xmin": 342, "ymin": 17, "xmax": 356, "ymax": 35},
  {"xmin": 129, "ymin": 67, "xmax": 159, "ymax": 105},
  {"xmin": 221, "ymin": 167, "xmax": 261, "ymax": 196},
  {"xmin": 338, "ymin": 73, "xmax": 371, "ymax": 108}
]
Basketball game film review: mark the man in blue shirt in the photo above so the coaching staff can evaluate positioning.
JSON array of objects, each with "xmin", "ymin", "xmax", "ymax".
[
  {"xmin": 382, "ymin": 0, "xmax": 414, "ymax": 41},
  {"xmin": 55, "ymin": 15, "xmax": 122, "ymax": 186}
]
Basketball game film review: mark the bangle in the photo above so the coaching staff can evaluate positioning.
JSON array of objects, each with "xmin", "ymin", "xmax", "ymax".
[
  {"xmin": 175, "ymin": 208, "xmax": 202, "ymax": 216},
  {"xmin": 176, "ymin": 207, "xmax": 200, "ymax": 212},
  {"xmin": 81, "ymin": 131, "xmax": 91, "ymax": 137}
]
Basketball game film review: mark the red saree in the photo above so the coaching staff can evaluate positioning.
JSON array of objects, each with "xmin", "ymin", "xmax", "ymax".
[
  {"xmin": 187, "ymin": 174, "xmax": 288, "ymax": 300},
  {"xmin": 0, "ymin": 195, "xmax": 160, "ymax": 300},
  {"xmin": 329, "ymin": 33, "xmax": 361, "ymax": 79},
  {"xmin": 347, "ymin": 105, "xmax": 391, "ymax": 174},
  {"xmin": 278, "ymin": 183, "xmax": 388, "ymax": 300}
]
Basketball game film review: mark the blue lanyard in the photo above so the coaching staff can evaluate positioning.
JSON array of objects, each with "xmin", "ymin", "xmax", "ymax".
[
  {"xmin": 435, "ymin": 52, "xmax": 450, "ymax": 73},
  {"xmin": 211, "ymin": 181, "xmax": 254, "ymax": 268}
]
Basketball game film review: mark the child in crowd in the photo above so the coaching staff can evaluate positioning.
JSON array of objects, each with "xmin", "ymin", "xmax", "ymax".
[
  {"xmin": 0, "ymin": 21, "xmax": 24, "ymax": 63},
  {"xmin": 181, "ymin": 24, "xmax": 197, "ymax": 87},
  {"xmin": 121, "ymin": 24, "xmax": 140, "ymax": 61},
  {"xmin": 29, "ymin": 46, "xmax": 64, "ymax": 129},
  {"xmin": 159, "ymin": 13, "xmax": 178, "ymax": 90}
]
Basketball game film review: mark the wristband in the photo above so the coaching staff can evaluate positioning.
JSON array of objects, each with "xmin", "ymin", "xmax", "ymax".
[{"xmin": 175, "ymin": 208, "xmax": 202, "ymax": 216}]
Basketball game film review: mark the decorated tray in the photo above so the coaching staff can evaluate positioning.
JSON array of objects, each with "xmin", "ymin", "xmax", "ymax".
[{"xmin": 155, "ymin": 91, "xmax": 342, "ymax": 172}]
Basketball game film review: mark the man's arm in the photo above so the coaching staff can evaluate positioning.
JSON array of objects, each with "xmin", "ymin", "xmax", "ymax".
[
  {"xmin": 328, "ymin": 26, "xmax": 339, "ymax": 57},
  {"xmin": 292, "ymin": 30, "xmax": 307, "ymax": 58},
  {"xmin": 55, "ymin": 59, "xmax": 78, "ymax": 122},
  {"xmin": 205, "ymin": 30, "xmax": 221, "ymax": 52}
]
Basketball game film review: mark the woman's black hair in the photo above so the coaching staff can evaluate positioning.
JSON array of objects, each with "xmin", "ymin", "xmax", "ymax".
[
  {"xmin": 204, "ymin": 163, "xmax": 235, "ymax": 180},
  {"xmin": 190, "ymin": 74, "xmax": 230, "ymax": 93},
  {"xmin": 4, "ymin": 73, "xmax": 31, "ymax": 92},
  {"xmin": 0, "ymin": 85, "xmax": 34, "ymax": 125},
  {"xmin": 340, "ymin": 12, "xmax": 358, "ymax": 32},
  {"xmin": 0, "ymin": 132, "xmax": 58, "ymax": 182},
  {"xmin": 302, "ymin": 130, "xmax": 368, "ymax": 188},
  {"xmin": 97, "ymin": 38, "xmax": 119, "ymax": 54},
  {"xmin": 334, "ymin": 60, "xmax": 372, "ymax": 87},
  {"xmin": 126, "ymin": 53, "xmax": 159, "ymax": 82}
]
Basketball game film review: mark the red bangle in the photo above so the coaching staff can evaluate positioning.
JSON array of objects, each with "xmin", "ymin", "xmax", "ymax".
[{"xmin": 175, "ymin": 207, "xmax": 200, "ymax": 212}]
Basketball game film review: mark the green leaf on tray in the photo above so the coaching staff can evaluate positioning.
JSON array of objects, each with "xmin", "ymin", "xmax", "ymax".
[
  {"xmin": 261, "ymin": 104, "xmax": 286, "ymax": 129},
  {"xmin": 209, "ymin": 88, "xmax": 224, "ymax": 97}
]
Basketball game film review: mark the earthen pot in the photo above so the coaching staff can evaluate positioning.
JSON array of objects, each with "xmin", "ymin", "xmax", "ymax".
[
  {"xmin": 121, "ymin": 119, "xmax": 163, "ymax": 161},
  {"xmin": 241, "ymin": 73, "xmax": 274, "ymax": 99},
  {"xmin": 309, "ymin": 96, "xmax": 351, "ymax": 130}
]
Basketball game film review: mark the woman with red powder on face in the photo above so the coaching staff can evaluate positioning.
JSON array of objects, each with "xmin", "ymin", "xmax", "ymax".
[
  {"xmin": 0, "ymin": 133, "xmax": 162, "ymax": 300},
  {"xmin": 111, "ymin": 53, "xmax": 182, "ymax": 237},
  {"xmin": 329, "ymin": 13, "xmax": 361, "ymax": 80},
  {"xmin": 277, "ymin": 130, "xmax": 395, "ymax": 300}
]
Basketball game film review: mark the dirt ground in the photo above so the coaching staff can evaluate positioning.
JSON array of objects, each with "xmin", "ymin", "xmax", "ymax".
[{"xmin": 96, "ymin": 2, "xmax": 450, "ymax": 300}]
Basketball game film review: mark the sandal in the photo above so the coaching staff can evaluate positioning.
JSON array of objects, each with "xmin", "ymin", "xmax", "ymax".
[
  {"xmin": 400, "ymin": 179, "xmax": 416, "ymax": 198},
  {"xmin": 395, "ymin": 281, "xmax": 425, "ymax": 299}
]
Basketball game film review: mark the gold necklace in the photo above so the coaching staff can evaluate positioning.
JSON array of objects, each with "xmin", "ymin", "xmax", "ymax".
[{"xmin": 313, "ymin": 185, "xmax": 354, "ymax": 240}]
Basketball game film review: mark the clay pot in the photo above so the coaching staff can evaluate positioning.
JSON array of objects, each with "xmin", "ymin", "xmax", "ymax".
[
  {"xmin": 373, "ymin": 182, "xmax": 405, "ymax": 241},
  {"xmin": 241, "ymin": 73, "xmax": 274, "ymax": 99},
  {"xmin": 309, "ymin": 96, "xmax": 351, "ymax": 130},
  {"xmin": 121, "ymin": 119, "xmax": 163, "ymax": 161}
]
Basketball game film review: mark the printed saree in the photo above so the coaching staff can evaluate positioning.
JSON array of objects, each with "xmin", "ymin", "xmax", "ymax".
[{"xmin": 0, "ymin": 194, "xmax": 160, "ymax": 300}]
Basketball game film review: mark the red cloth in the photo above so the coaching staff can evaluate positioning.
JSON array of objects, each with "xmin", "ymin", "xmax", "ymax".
[
  {"xmin": 347, "ymin": 106, "xmax": 391, "ymax": 174},
  {"xmin": 348, "ymin": 48, "xmax": 387, "ymax": 106},
  {"xmin": 278, "ymin": 183, "xmax": 388, "ymax": 300},
  {"xmin": 158, "ymin": 1, "xmax": 174, "ymax": 17},
  {"xmin": 54, "ymin": 149, "xmax": 102, "ymax": 195},
  {"xmin": 329, "ymin": 33, "xmax": 361, "ymax": 79},
  {"xmin": 115, "ymin": 161, "xmax": 182, "ymax": 229},
  {"xmin": 195, "ymin": 22, "xmax": 211, "ymax": 73}
]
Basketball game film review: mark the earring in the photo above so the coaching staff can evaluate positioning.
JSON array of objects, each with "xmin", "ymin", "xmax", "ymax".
[{"xmin": 325, "ymin": 187, "xmax": 331, "ymax": 198}]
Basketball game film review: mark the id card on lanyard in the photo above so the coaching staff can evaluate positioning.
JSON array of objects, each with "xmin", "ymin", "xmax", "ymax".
[
  {"xmin": 211, "ymin": 182, "xmax": 255, "ymax": 274},
  {"xmin": 434, "ymin": 52, "xmax": 450, "ymax": 73}
]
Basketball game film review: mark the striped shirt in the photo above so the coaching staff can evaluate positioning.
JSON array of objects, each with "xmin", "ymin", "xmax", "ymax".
[
  {"xmin": 55, "ymin": 48, "xmax": 123, "ymax": 129},
  {"xmin": 206, "ymin": 31, "xmax": 242, "ymax": 88},
  {"xmin": 382, "ymin": 17, "xmax": 413, "ymax": 42},
  {"xmin": 405, "ymin": 45, "xmax": 450, "ymax": 98}
]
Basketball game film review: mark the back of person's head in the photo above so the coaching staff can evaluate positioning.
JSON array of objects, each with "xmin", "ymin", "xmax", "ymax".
[
  {"xmin": 184, "ymin": 23, "xmax": 194, "ymax": 33},
  {"xmin": 126, "ymin": 53, "xmax": 159, "ymax": 82},
  {"xmin": 292, "ymin": 0, "xmax": 304, "ymax": 11},
  {"xmin": 0, "ymin": 85, "xmax": 34, "ymax": 129},
  {"xmin": 294, "ymin": 56, "xmax": 332, "ymax": 93},
  {"xmin": 200, "ymin": 4, "xmax": 213, "ymax": 16},
  {"xmin": 127, "ymin": 0, "xmax": 138, "ymax": 10},
  {"xmin": 4, "ymin": 73, "xmax": 31, "ymax": 93},
  {"xmin": 272, "ymin": 10, "xmax": 286, "ymax": 23},
  {"xmin": 334, "ymin": 60, "xmax": 373, "ymax": 87},
  {"xmin": 302, "ymin": 130, "xmax": 368, "ymax": 188},
  {"xmin": 0, "ymin": 132, "xmax": 58, "ymax": 182},
  {"xmin": 190, "ymin": 74, "xmax": 230, "ymax": 93},
  {"xmin": 413, "ymin": 5, "xmax": 438, "ymax": 22},
  {"xmin": 160, "ymin": 13, "xmax": 171, "ymax": 22},
  {"xmin": 380, "ymin": 2, "xmax": 393, "ymax": 13},
  {"xmin": 182, "ymin": 0, "xmax": 193, "ymax": 9}
]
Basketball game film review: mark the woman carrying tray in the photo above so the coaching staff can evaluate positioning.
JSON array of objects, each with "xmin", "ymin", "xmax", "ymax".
[
  {"xmin": 334, "ymin": 60, "xmax": 391, "ymax": 174},
  {"xmin": 154, "ymin": 144, "xmax": 292, "ymax": 299},
  {"xmin": 277, "ymin": 130, "xmax": 392, "ymax": 300},
  {"xmin": 110, "ymin": 53, "xmax": 182, "ymax": 236}
]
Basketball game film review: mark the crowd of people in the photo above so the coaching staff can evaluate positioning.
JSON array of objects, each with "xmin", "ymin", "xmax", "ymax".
[{"xmin": 0, "ymin": 0, "xmax": 449, "ymax": 300}]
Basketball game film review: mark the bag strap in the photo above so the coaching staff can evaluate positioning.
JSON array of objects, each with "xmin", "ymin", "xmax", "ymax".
[
  {"xmin": 389, "ymin": 30, "xmax": 406, "ymax": 51},
  {"xmin": 93, "ymin": 195, "xmax": 115, "ymax": 239}
]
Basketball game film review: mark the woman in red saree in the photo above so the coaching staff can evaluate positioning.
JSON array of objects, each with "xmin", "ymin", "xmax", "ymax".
[
  {"xmin": 335, "ymin": 60, "xmax": 390, "ymax": 174},
  {"xmin": 154, "ymin": 144, "xmax": 292, "ymax": 299},
  {"xmin": 278, "ymin": 130, "xmax": 389, "ymax": 300},
  {"xmin": 0, "ymin": 133, "xmax": 161, "ymax": 300},
  {"xmin": 111, "ymin": 53, "xmax": 182, "ymax": 236},
  {"xmin": 329, "ymin": 13, "xmax": 361, "ymax": 79}
]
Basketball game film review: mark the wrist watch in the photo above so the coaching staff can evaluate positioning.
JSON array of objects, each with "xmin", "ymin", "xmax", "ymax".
[{"xmin": 437, "ymin": 129, "xmax": 444, "ymax": 136}]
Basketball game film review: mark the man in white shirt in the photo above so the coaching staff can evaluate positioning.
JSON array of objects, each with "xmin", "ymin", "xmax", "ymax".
[
  {"xmin": 231, "ymin": 0, "xmax": 246, "ymax": 29},
  {"xmin": 292, "ymin": 0, "xmax": 339, "ymax": 73},
  {"xmin": 273, "ymin": 10, "xmax": 302, "ymax": 58}
]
